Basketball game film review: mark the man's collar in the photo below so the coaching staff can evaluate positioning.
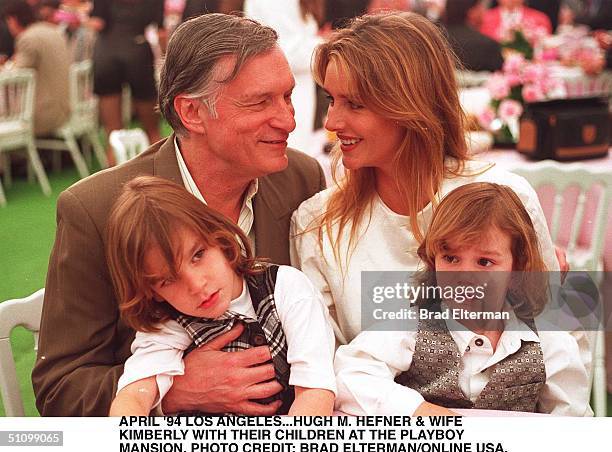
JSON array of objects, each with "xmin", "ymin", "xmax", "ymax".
[{"xmin": 173, "ymin": 136, "xmax": 259, "ymax": 204}]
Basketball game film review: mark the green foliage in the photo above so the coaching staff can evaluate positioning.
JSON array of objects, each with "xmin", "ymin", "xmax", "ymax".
[{"xmin": 502, "ymin": 29, "xmax": 534, "ymax": 60}]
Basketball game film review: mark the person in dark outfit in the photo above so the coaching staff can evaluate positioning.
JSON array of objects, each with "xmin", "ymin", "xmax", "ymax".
[
  {"xmin": 181, "ymin": 0, "xmax": 220, "ymax": 21},
  {"xmin": 90, "ymin": 0, "xmax": 164, "ymax": 163},
  {"xmin": 444, "ymin": 0, "xmax": 504, "ymax": 72}
]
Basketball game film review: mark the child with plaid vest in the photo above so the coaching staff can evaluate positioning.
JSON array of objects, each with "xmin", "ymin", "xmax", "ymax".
[
  {"xmin": 106, "ymin": 176, "xmax": 336, "ymax": 416},
  {"xmin": 335, "ymin": 183, "xmax": 591, "ymax": 416}
]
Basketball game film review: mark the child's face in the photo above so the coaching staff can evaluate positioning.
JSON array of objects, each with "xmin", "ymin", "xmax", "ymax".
[
  {"xmin": 144, "ymin": 228, "xmax": 243, "ymax": 319},
  {"xmin": 434, "ymin": 226, "xmax": 514, "ymax": 316}
]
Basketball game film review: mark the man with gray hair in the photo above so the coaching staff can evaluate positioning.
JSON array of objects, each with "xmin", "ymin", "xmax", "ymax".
[{"xmin": 32, "ymin": 13, "xmax": 325, "ymax": 416}]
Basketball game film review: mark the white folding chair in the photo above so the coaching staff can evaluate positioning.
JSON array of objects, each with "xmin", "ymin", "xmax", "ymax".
[
  {"xmin": 36, "ymin": 59, "xmax": 107, "ymax": 177},
  {"xmin": 109, "ymin": 128, "xmax": 149, "ymax": 165},
  {"xmin": 0, "ymin": 173, "xmax": 6, "ymax": 206},
  {"xmin": 0, "ymin": 69, "xmax": 51, "ymax": 199},
  {"xmin": 512, "ymin": 160, "xmax": 611, "ymax": 416},
  {"xmin": 0, "ymin": 289, "xmax": 44, "ymax": 417}
]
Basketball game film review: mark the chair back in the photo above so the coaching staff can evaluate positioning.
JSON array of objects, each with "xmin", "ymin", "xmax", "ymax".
[
  {"xmin": 512, "ymin": 160, "xmax": 611, "ymax": 272},
  {"xmin": 67, "ymin": 60, "xmax": 97, "ymax": 131},
  {"xmin": 0, "ymin": 69, "xmax": 35, "ymax": 143},
  {"xmin": 109, "ymin": 128, "xmax": 150, "ymax": 165},
  {"xmin": 0, "ymin": 289, "xmax": 44, "ymax": 416}
]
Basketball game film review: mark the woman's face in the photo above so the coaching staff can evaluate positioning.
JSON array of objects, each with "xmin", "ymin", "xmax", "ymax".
[{"xmin": 323, "ymin": 60, "xmax": 405, "ymax": 174}]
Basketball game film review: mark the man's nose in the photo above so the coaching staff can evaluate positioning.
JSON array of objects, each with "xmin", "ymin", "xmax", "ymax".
[{"xmin": 270, "ymin": 99, "xmax": 296, "ymax": 133}]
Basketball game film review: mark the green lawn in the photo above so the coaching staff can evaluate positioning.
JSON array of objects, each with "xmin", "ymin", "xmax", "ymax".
[{"xmin": 1, "ymin": 165, "xmax": 85, "ymax": 416}]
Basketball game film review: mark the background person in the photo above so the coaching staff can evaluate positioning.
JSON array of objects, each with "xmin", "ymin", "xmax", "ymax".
[
  {"xmin": 2, "ymin": 0, "xmax": 70, "ymax": 136},
  {"xmin": 89, "ymin": 0, "xmax": 165, "ymax": 164}
]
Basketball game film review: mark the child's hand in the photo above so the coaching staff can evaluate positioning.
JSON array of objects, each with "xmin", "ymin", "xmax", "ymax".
[{"xmin": 413, "ymin": 401, "xmax": 461, "ymax": 416}]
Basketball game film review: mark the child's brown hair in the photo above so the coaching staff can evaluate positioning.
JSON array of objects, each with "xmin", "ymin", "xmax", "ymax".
[
  {"xmin": 417, "ymin": 182, "xmax": 549, "ymax": 319},
  {"xmin": 106, "ymin": 176, "xmax": 261, "ymax": 332}
]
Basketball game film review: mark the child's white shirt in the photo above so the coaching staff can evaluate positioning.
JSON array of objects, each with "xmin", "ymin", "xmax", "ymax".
[
  {"xmin": 334, "ymin": 309, "xmax": 592, "ymax": 416},
  {"xmin": 117, "ymin": 265, "xmax": 337, "ymax": 407}
]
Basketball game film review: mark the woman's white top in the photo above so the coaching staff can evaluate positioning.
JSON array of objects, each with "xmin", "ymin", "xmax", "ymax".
[{"xmin": 290, "ymin": 160, "xmax": 559, "ymax": 345}]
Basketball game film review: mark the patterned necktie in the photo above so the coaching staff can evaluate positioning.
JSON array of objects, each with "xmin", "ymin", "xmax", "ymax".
[{"xmin": 174, "ymin": 310, "xmax": 256, "ymax": 348}]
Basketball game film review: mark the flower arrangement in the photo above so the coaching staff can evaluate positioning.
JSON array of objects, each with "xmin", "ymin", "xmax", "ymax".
[
  {"xmin": 538, "ymin": 26, "xmax": 606, "ymax": 75},
  {"xmin": 476, "ymin": 16, "xmax": 577, "ymax": 146},
  {"xmin": 478, "ymin": 53, "xmax": 566, "ymax": 144}
]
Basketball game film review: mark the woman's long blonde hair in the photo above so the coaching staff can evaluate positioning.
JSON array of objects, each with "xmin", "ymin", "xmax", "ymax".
[{"xmin": 312, "ymin": 12, "xmax": 469, "ymax": 265}]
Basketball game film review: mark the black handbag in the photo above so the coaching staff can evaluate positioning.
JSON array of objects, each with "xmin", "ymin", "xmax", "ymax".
[{"xmin": 517, "ymin": 96, "xmax": 610, "ymax": 161}]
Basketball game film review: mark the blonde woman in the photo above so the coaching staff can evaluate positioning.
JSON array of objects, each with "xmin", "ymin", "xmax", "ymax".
[{"xmin": 289, "ymin": 12, "xmax": 559, "ymax": 345}]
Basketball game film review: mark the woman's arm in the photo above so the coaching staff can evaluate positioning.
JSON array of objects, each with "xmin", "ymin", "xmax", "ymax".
[
  {"xmin": 109, "ymin": 376, "xmax": 159, "ymax": 416},
  {"xmin": 288, "ymin": 387, "xmax": 335, "ymax": 416}
]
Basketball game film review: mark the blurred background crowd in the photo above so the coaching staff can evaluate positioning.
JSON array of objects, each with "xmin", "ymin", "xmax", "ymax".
[{"xmin": 0, "ymin": 0, "xmax": 610, "ymax": 165}]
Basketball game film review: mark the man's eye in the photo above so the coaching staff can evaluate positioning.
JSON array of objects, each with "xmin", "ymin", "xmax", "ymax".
[
  {"xmin": 325, "ymin": 94, "xmax": 334, "ymax": 106},
  {"xmin": 348, "ymin": 101, "xmax": 363, "ymax": 110},
  {"xmin": 443, "ymin": 255, "xmax": 459, "ymax": 264},
  {"xmin": 193, "ymin": 249, "xmax": 205, "ymax": 261},
  {"xmin": 478, "ymin": 258, "xmax": 494, "ymax": 267},
  {"xmin": 246, "ymin": 99, "xmax": 268, "ymax": 108}
]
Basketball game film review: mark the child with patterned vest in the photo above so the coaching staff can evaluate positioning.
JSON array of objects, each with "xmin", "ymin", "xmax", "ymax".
[
  {"xmin": 106, "ymin": 176, "xmax": 336, "ymax": 416},
  {"xmin": 335, "ymin": 182, "xmax": 592, "ymax": 416}
]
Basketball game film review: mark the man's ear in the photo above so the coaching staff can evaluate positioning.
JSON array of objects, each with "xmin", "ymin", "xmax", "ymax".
[{"xmin": 173, "ymin": 95, "xmax": 208, "ymax": 135}]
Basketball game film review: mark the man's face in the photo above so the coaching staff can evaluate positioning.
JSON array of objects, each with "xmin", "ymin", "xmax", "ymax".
[{"xmin": 200, "ymin": 47, "xmax": 296, "ymax": 180}]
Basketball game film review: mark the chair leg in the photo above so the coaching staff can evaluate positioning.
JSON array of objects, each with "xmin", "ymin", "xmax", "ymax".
[
  {"xmin": 82, "ymin": 137, "xmax": 93, "ymax": 168},
  {"xmin": 592, "ymin": 329, "xmax": 607, "ymax": 416},
  {"xmin": 64, "ymin": 133, "xmax": 89, "ymax": 179},
  {"xmin": 0, "ymin": 179, "xmax": 6, "ymax": 206},
  {"xmin": 0, "ymin": 153, "xmax": 12, "ymax": 187},
  {"xmin": 87, "ymin": 130, "xmax": 108, "ymax": 168},
  {"xmin": 26, "ymin": 141, "xmax": 51, "ymax": 196}
]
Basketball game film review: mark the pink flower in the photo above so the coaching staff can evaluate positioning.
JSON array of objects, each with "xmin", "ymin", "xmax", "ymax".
[
  {"xmin": 538, "ymin": 48, "xmax": 559, "ymax": 62},
  {"xmin": 498, "ymin": 99, "xmax": 523, "ymax": 122},
  {"xmin": 521, "ymin": 63, "xmax": 546, "ymax": 85},
  {"xmin": 503, "ymin": 53, "xmax": 526, "ymax": 75},
  {"xmin": 477, "ymin": 106, "xmax": 496, "ymax": 130},
  {"xmin": 522, "ymin": 83, "xmax": 544, "ymax": 102},
  {"xmin": 523, "ymin": 25, "xmax": 549, "ymax": 46},
  {"xmin": 486, "ymin": 73, "xmax": 511, "ymax": 100}
]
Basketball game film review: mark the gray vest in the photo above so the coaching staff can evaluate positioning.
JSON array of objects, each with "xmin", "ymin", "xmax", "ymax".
[{"xmin": 395, "ymin": 305, "xmax": 546, "ymax": 412}]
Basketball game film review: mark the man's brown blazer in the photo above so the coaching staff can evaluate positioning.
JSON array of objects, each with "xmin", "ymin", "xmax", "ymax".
[{"xmin": 32, "ymin": 136, "xmax": 325, "ymax": 416}]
